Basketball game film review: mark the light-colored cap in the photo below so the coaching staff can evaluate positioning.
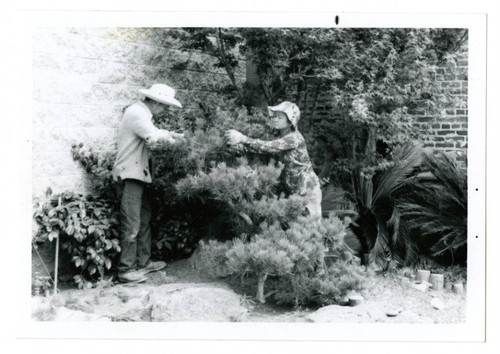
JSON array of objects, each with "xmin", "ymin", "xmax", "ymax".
[{"xmin": 268, "ymin": 101, "xmax": 300, "ymax": 128}]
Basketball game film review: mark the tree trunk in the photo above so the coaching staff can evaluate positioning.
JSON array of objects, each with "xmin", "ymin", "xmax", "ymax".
[
  {"xmin": 351, "ymin": 136, "xmax": 357, "ymax": 161},
  {"xmin": 244, "ymin": 54, "xmax": 268, "ymax": 108},
  {"xmin": 216, "ymin": 28, "xmax": 241, "ymax": 98},
  {"xmin": 364, "ymin": 126, "xmax": 377, "ymax": 159},
  {"xmin": 256, "ymin": 272, "xmax": 268, "ymax": 303}
]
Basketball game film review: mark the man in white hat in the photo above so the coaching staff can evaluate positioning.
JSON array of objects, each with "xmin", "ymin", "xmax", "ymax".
[{"xmin": 112, "ymin": 84, "xmax": 185, "ymax": 283}]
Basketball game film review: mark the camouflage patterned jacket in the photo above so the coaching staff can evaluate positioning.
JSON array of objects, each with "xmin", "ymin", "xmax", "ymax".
[{"xmin": 241, "ymin": 131, "xmax": 320, "ymax": 196}]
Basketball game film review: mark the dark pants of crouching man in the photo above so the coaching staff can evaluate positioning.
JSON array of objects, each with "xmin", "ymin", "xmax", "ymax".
[{"xmin": 117, "ymin": 179, "xmax": 152, "ymax": 273}]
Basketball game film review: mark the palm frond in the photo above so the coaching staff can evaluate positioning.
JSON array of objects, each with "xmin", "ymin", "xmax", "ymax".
[
  {"xmin": 396, "ymin": 151, "xmax": 467, "ymax": 264},
  {"xmin": 388, "ymin": 207, "xmax": 410, "ymax": 265},
  {"xmin": 350, "ymin": 143, "xmax": 425, "ymax": 267},
  {"xmin": 403, "ymin": 234, "xmax": 421, "ymax": 265},
  {"xmin": 370, "ymin": 215, "xmax": 392, "ymax": 269},
  {"xmin": 372, "ymin": 143, "xmax": 423, "ymax": 205}
]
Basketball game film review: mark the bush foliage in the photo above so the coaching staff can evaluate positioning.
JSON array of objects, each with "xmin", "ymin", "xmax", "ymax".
[
  {"xmin": 199, "ymin": 214, "xmax": 368, "ymax": 306},
  {"xmin": 174, "ymin": 28, "xmax": 466, "ymax": 175},
  {"xmin": 33, "ymin": 191, "xmax": 120, "ymax": 288}
]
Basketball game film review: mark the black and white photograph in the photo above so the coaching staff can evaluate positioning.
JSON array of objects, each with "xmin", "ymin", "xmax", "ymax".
[{"xmin": 3, "ymin": 3, "xmax": 494, "ymax": 351}]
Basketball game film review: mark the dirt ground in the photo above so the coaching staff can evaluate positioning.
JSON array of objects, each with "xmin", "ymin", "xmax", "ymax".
[
  {"xmin": 32, "ymin": 258, "xmax": 467, "ymax": 323},
  {"xmin": 160, "ymin": 259, "xmax": 467, "ymax": 323}
]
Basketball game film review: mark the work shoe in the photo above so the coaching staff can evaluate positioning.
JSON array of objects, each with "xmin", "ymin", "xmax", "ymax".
[
  {"xmin": 118, "ymin": 270, "xmax": 147, "ymax": 283},
  {"xmin": 138, "ymin": 260, "xmax": 167, "ymax": 275}
]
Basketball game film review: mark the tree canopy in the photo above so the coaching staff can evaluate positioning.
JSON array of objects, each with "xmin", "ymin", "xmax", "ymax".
[{"xmin": 172, "ymin": 28, "xmax": 467, "ymax": 180}]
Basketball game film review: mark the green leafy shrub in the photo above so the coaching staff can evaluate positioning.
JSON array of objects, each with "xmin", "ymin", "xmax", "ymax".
[
  {"xmin": 71, "ymin": 143, "xmax": 118, "ymax": 203},
  {"xmin": 33, "ymin": 191, "xmax": 120, "ymax": 288}
]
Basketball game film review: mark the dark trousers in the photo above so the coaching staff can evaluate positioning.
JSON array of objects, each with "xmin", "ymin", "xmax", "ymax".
[{"xmin": 118, "ymin": 179, "xmax": 152, "ymax": 273}]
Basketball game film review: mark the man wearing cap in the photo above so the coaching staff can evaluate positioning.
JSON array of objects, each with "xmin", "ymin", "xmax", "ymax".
[
  {"xmin": 224, "ymin": 101, "xmax": 322, "ymax": 219},
  {"xmin": 113, "ymin": 84, "xmax": 185, "ymax": 283}
]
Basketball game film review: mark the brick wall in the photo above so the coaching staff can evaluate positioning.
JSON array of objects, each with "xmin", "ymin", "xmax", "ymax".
[
  {"xmin": 417, "ymin": 46, "xmax": 468, "ymax": 165},
  {"xmin": 32, "ymin": 27, "xmax": 246, "ymax": 200}
]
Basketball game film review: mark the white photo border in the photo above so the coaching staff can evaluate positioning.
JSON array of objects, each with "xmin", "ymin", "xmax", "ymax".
[{"xmin": 14, "ymin": 11, "xmax": 486, "ymax": 342}]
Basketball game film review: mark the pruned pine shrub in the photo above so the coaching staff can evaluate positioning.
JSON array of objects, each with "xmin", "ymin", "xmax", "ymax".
[
  {"xmin": 175, "ymin": 158, "xmax": 282, "ymax": 204},
  {"xmin": 175, "ymin": 157, "xmax": 309, "ymax": 242},
  {"xmin": 273, "ymin": 261, "xmax": 369, "ymax": 307},
  {"xmin": 199, "ymin": 214, "xmax": 369, "ymax": 307}
]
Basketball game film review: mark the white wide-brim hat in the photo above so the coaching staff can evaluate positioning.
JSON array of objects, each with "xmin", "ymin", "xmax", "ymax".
[
  {"xmin": 268, "ymin": 101, "xmax": 300, "ymax": 128},
  {"xmin": 138, "ymin": 84, "xmax": 182, "ymax": 108}
]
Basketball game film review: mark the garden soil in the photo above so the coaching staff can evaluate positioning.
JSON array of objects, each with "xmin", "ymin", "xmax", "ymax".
[{"xmin": 31, "ymin": 259, "xmax": 466, "ymax": 323}]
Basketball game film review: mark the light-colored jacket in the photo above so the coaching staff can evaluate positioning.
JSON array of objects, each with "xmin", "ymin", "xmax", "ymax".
[{"xmin": 112, "ymin": 101, "xmax": 176, "ymax": 183}]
